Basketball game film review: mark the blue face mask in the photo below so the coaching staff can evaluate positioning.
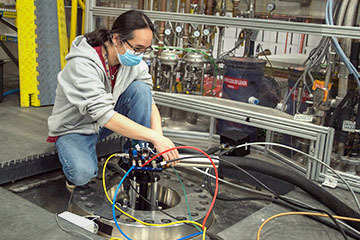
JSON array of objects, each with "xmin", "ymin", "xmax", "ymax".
[{"xmin": 114, "ymin": 43, "xmax": 143, "ymax": 67}]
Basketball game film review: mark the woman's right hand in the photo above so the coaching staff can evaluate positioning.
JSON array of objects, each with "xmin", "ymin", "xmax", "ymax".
[{"xmin": 151, "ymin": 133, "xmax": 180, "ymax": 163}]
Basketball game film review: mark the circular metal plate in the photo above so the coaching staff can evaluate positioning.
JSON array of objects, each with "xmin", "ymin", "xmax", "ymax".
[{"xmin": 69, "ymin": 169, "xmax": 213, "ymax": 239}]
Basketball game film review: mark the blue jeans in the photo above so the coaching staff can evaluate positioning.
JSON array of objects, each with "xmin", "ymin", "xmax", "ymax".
[{"xmin": 56, "ymin": 81, "xmax": 152, "ymax": 186}]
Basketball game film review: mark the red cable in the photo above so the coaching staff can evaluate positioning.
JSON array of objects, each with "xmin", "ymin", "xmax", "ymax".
[
  {"xmin": 141, "ymin": 145, "xmax": 218, "ymax": 230},
  {"xmin": 284, "ymin": 32, "xmax": 289, "ymax": 54}
]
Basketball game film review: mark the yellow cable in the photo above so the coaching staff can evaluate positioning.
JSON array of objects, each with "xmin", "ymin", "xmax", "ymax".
[
  {"xmin": 110, "ymin": 238, "xmax": 123, "ymax": 240},
  {"xmin": 257, "ymin": 211, "xmax": 360, "ymax": 240},
  {"xmin": 102, "ymin": 154, "xmax": 206, "ymax": 238},
  {"xmin": 202, "ymin": 227, "xmax": 207, "ymax": 240}
]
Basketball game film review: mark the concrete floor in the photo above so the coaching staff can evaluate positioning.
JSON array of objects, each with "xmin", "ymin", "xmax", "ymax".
[{"xmin": 0, "ymin": 76, "xmax": 55, "ymax": 163}]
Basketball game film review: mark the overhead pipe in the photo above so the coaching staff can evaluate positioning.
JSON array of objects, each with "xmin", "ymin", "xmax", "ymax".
[
  {"xmin": 244, "ymin": 0, "xmax": 256, "ymax": 56},
  {"xmin": 342, "ymin": 0, "xmax": 359, "ymax": 58},
  {"xmin": 216, "ymin": 0, "xmax": 226, "ymax": 58},
  {"xmin": 148, "ymin": 0, "xmax": 154, "ymax": 11},
  {"xmin": 183, "ymin": 0, "xmax": 191, "ymax": 49},
  {"xmin": 250, "ymin": 0, "xmax": 256, "ymax": 18},
  {"xmin": 206, "ymin": 0, "xmax": 213, "ymax": 15},
  {"xmin": 197, "ymin": 0, "xmax": 203, "ymax": 14},
  {"xmin": 158, "ymin": 0, "xmax": 167, "ymax": 54},
  {"xmin": 338, "ymin": 0, "xmax": 359, "ymax": 99},
  {"xmin": 232, "ymin": 0, "xmax": 240, "ymax": 17},
  {"xmin": 333, "ymin": 0, "xmax": 349, "ymax": 100},
  {"xmin": 138, "ymin": 0, "xmax": 144, "ymax": 10},
  {"xmin": 336, "ymin": 0, "xmax": 349, "ymax": 26}
]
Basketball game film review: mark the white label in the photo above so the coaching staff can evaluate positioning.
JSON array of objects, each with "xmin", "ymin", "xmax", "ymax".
[
  {"xmin": 294, "ymin": 114, "xmax": 313, "ymax": 122},
  {"xmin": 342, "ymin": 120, "xmax": 356, "ymax": 133}
]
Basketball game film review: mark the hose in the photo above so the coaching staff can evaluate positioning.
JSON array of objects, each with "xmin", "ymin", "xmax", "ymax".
[
  {"xmin": 218, "ymin": 156, "xmax": 360, "ymax": 232},
  {"xmin": 326, "ymin": 0, "xmax": 360, "ymax": 87},
  {"xmin": 336, "ymin": 0, "xmax": 349, "ymax": 26},
  {"xmin": 342, "ymin": 0, "xmax": 359, "ymax": 58}
]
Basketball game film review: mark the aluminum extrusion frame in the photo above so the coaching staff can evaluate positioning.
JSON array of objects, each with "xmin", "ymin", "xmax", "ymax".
[
  {"xmin": 84, "ymin": 1, "xmax": 360, "ymax": 39},
  {"xmin": 153, "ymin": 92, "xmax": 334, "ymax": 184}
]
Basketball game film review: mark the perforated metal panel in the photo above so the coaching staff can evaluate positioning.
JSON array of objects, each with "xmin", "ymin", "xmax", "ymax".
[{"xmin": 35, "ymin": 0, "xmax": 61, "ymax": 106}]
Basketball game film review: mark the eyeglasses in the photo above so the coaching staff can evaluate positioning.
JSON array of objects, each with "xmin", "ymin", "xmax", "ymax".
[{"xmin": 124, "ymin": 39, "xmax": 153, "ymax": 56}]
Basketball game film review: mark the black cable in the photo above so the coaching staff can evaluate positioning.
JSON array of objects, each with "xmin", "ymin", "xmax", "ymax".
[
  {"xmin": 204, "ymin": 170, "xmax": 360, "ymax": 240},
  {"xmin": 217, "ymin": 157, "xmax": 349, "ymax": 240},
  {"xmin": 114, "ymin": 153, "xmax": 358, "ymax": 238},
  {"xmin": 174, "ymin": 156, "xmax": 356, "ymax": 239}
]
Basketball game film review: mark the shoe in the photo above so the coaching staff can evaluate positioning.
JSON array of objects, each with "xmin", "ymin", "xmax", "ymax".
[{"xmin": 66, "ymin": 180, "xmax": 76, "ymax": 193}]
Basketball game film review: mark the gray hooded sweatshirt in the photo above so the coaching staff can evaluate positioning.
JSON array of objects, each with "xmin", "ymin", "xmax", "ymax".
[{"xmin": 47, "ymin": 36, "xmax": 153, "ymax": 137}]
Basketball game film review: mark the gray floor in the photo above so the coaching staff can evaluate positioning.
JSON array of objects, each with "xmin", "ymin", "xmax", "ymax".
[
  {"xmin": 0, "ymin": 187, "xmax": 104, "ymax": 240},
  {"xmin": 0, "ymin": 76, "xmax": 55, "ymax": 163}
]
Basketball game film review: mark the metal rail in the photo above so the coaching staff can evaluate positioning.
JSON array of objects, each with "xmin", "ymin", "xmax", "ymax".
[
  {"xmin": 153, "ymin": 92, "xmax": 334, "ymax": 181},
  {"xmin": 87, "ymin": 5, "xmax": 360, "ymax": 39}
]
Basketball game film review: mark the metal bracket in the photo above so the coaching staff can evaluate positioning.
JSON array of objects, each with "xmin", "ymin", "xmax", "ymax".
[{"xmin": 322, "ymin": 175, "xmax": 338, "ymax": 188}]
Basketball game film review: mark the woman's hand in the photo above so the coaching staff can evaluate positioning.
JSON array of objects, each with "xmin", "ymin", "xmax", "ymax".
[{"xmin": 151, "ymin": 133, "xmax": 179, "ymax": 165}]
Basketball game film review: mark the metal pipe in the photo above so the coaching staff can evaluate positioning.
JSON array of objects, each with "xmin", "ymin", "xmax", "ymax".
[
  {"xmin": 161, "ymin": 154, "xmax": 220, "ymax": 168},
  {"xmin": 0, "ymin": 18, "xmax": 16, "ymax": 31},
  {"xmin": 176, "ymin": 0, "xmax": 181, "ymax": 12},
  {"xmin": 129, "ymin": 179, "xmax": 137, "ymax": 208},
  {"xmin": 148, "ymin": 0, "xmax": 153, "ymax": 11},
  {"xmin": 249, "ymin": 0, "xmax": 256, "ymax": 18},
  {"xmin": 92, "ymin": 7, "xmax": 360, "ymax": 39},
  {"xmin": 150, "ymin": 176, "xmax": 158, "ymax": 211},
  {"xmin": 138, "ymin": 0, "xmax": 144, "ymax": 10},
  {"xmin": 183, "ymin": 0, "xmax": 191, "ymax": 49},
  {"xmin": 232, "ymin": 0, "xmax": 240, "ymax": 17},
  {"xmin": 0, "ymin": 41, "xmax": 18, "ymax": 67},
  {"xmin": 216, "ymin": 0, "xmax": 226, "ymax": 58},
  {"xmin": 244, "ymin": 0, "xmax": 256, "ymax": 57},
  {"xmin": 158, "ymin": 0, "xmax": 167, "ymax": 54},
  {"xmin": 334, "ymin": 0, "xmax": 349, "ymax": 100},
  {"xmin": 324, "ymin": 50, "xmax": 335, "ymax": 90},
  {"xmin": 206, "ymin": 0, "xmax": 213, "ymax": 15},
  {"xmin": 338, "ymin": 0, "xmax": 359, "ymax": 99},
  {"xmin": 217, "ymin": 27, "xmax": 224, "ymax": 58},
  {"xmin": 343, "ymin": 0, "xmax": 359, "ymax": 57},
  {"xmin": 336, "ymin": 0, "xmax": 349, "ymax": 26}
]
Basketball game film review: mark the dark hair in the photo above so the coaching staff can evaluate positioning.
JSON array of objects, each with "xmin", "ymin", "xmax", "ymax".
[{"xmin": 85, "ymin": 10, "xmax": 155, "ymax": 47}]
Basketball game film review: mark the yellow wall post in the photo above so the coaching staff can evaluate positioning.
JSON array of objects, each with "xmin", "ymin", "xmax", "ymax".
[
  {"xmin": 70, "ymin": 0, "xmax": 78, "ymax": 46},
  {"xmin": 57, "ymin": 0, "xmax": 69, "ymax": 69},
  {"xmin": 17, "ymin": 0, "xmax": 40, "ymax": 107}
]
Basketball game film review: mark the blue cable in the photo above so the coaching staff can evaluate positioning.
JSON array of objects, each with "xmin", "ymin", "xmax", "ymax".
[
  {"xmin": 112, "ymin": 165, "xmax": 204, "ymax": 240},
  {"xmin": 326, "ymin": 0, "xmax": 360, "ymax": 87},
  {"xmin": 176, "ymin": 231, "xmax": 203, "ymax": 240},
  {"xmin": 3, "ymin": 88, "xmax": 19, "ymax": 97},
  {"xmin": 326, "ymin": 0, "xmax": 357, "ymax": 76},
  {"xmin": 112, "ymin": 165, "xmax": 135, "ymax": 240}
]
